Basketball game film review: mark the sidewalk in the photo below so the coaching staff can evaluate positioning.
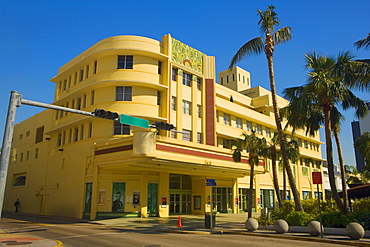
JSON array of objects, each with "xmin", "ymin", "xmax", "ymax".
[
  {"xmin": 91, "ymin": 213, "xmax": 370, "ymax": 246},
  {"xmin": 1, "ymin": 212, "xmax": 369, "ymax": 246}
]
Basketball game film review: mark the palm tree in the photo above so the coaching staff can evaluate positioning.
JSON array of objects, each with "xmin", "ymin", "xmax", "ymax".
[
  {"xmin": 354, "ymin": 131, "xmax": 370, "ymax": 171},
  {"xmin": 355, "ymin": 33, "xmax": 370, "ymax": 51},
  {"xmin": 283, "ymin": 51, "xmax": 369, "ymax": 214},
  {"xmin": 233, "ymin": 130, "xmax": 268, "ymax": 218},
  {"xmin": 345, "ymin": 165, "xmax": 370, "ymax": 184},
  {"xmin": 267, "ymin": 132, "xmax": 300, "ymax": 207},
  {"xmin": 229, "ymin": 5, "xmax": 303, "ymax": 212}
]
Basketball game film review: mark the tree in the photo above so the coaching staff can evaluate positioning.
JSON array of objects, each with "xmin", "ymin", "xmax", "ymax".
[
  {"xmin": 266, "ymin": 131, "xmax": 300, "ymax": 207},
  {"xmin": 232, "ymin": 130, "xmax": 268, "ymax": 218},
  {"xmin": 345, "ymin": 165, "xmax": 370, "ymax": 184},
  {"xmin": 355, "ymin": 33, "xmax": 370, "ymax": 50},
  {"xmin": 354, "ymin": 131, "xmax": 370, "ymax": 171},
  {"xmin": 283, "ymin": 51, "xmax": 369, "ymax": 214},
  {"xmin": 229, "ymin": 5, "xmax": 303, "ymax": 212}
]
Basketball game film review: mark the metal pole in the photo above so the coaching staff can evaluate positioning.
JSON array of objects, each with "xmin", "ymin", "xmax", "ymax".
[
  {"xmin": 317, "ymin": 183, "xmax": 323, "ymax": 238},
  {"xmin": 0, "ymin": 91, "xmax": 22, "ymax": 218},
  {"xmin": 210, "ymin": 186, "xmax": 213, "ymax": 232}
]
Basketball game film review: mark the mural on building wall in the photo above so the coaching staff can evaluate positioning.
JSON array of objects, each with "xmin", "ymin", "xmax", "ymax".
[{"xmin": 172, "ymin": 38, "xmax": 203, "ymax": 73}]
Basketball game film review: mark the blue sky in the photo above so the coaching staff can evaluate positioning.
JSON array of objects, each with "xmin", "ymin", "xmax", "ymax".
[{"xmin": 0, "ymin": 0, "xmax": 369, "ymax": 167}]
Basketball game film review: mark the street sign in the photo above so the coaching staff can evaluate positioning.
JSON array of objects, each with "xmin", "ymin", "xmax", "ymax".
[
  {"xmin": 312, "ymin": 172, "xmax": 323, "ymax": 184},
  {"xmin": 120, "ymin": 114, "xmax": 149, "ymax": 128},
  {"xmin": 206, "ymin": 179, "xmax": 216, "ymax": 186}
]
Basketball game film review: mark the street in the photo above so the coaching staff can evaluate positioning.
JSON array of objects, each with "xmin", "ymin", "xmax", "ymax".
[{"xmin": 0, "ymin": 212, "xmax": 350, "ymax": 247}]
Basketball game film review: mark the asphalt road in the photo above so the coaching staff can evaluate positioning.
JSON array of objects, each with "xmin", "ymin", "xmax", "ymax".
[{"xmin": 0, "ymin": 213, "xmax": 349, "ymax": 247}]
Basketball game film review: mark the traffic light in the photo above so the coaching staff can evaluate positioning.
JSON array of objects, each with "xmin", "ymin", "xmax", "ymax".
[
  {"xmin": 154, "ymin": 121, "xmax": 175, "ymax": 131},
  {"xmin": 92, "ymin": 109, "xmax": 119, "ymax": 120}
]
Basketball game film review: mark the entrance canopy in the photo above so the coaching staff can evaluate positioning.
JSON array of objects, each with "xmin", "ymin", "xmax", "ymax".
[{"xmin": 339, "ymin": 183, "xmax": 370, "ymax": 199}]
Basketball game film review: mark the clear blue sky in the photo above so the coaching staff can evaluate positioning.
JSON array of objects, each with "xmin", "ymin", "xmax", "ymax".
[{"xmin": 0, "ymin": 0, "xmax": 369, "ymax": 168}]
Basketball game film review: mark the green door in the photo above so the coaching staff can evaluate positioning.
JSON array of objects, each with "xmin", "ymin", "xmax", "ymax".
[
  {"xmin": 148, "ymin": 183, "xmax": 158, "ymax": 216},
  {"xmin": 112, "ymin": 183, "xmax": 125, "ymax": 213},
  {"xmin": 84, "ymin": 183, "xmax": 92, "ymax": 215}
]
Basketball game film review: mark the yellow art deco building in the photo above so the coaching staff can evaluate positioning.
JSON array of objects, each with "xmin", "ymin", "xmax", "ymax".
[{"xmin": 5, "ymin": 34, "xmax": 324, "ymax": 219}]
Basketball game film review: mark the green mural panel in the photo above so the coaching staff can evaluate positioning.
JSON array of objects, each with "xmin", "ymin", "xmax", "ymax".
[{"xmin": 172, "ymin": 38, "xmax": 203, "ymax": 73}]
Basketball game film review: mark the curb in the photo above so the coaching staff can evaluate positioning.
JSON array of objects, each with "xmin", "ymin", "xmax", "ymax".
[{"xmin": 162, "ymin": 229, "xmax": 370, "ymax": 246}]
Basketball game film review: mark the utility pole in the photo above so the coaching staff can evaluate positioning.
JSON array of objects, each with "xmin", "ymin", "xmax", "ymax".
[
  {"xmin": 0, "ymin": 91, "xmax": 22, "ymax": 218},
  {"xmin": 0, "ymin": 91, "xmax": 179, "ymax": 219},
  {"xmin": 0, "ymin": 91, "xmax": 96, "ymax": 218}
]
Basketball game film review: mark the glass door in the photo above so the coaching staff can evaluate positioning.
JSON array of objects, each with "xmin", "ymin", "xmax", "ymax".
[
  {"xmin": 170, "ymin": 194, "xmax": 180, "ymax": 214},
  {"xmin": 84, "ymin": 183, "xmax": 92, "ymax": 214},
  {"xmin": 148, "ymin": 183, "xmax": 158, "ymax": 216},
  {"xmin": 112, "ymin": 183, "xmax": 125, "ymax": 213}
]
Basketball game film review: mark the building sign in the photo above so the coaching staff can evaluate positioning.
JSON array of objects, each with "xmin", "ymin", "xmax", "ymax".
[
  {"xmin": 312, "ymin": 172, "xmax": 323, "ymax": 184},
  {"xmin": 172, "ymin": 38, "xmax": 203, "ymax": 73}
]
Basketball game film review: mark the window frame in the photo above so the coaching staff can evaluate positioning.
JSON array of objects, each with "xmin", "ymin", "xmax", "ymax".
[{"xmin": 117, "ymin": 55, "xmax": 133, "ymax": 69}]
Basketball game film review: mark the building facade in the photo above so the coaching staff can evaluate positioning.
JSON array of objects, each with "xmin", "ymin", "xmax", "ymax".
[{"xmin": 5, "ymin": 34, "xmax": 324, "ymax": 219}]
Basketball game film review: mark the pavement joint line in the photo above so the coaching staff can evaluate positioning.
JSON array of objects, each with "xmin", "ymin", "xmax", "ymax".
[{"xmin": 162, "ymin": 229, "xmax": 370, "ymax": 246}]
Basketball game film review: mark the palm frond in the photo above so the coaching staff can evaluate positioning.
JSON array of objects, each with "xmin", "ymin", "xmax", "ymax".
[
  {"xmin": 274, "ymin": 26, "xmax": 293, "ymax": 45},
  {"xmin": 354, "ymin": 33, "xmax": 370, "ymax": 50},
  {"xmin": 229, "ymin": 37, "xmax": 264, "ymax": 69}
]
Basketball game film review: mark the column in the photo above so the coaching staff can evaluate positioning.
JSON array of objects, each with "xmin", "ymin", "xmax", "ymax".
[
  {"xmin": 90, "ymin": 165, "xmax": 99, "ymax": 220},
  {"xmin": 140, "ymin": 171, "xmax": 149, "ymax": 218}
]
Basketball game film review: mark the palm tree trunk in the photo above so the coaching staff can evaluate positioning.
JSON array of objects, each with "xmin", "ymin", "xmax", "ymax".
[
  {"xmin": 324, "ymin": 106, "xmax": 347, "ymax": 214},
  {"xmin": 248, "ymin": 154, "xmax": 255, "ymax": 219},
  {"xmin": 265, "ymin": 49, "xmax": 303, "ymax": 212},
  {"xmin": 333, "ymin": 128, "xmax": 348, "ymax": 210},
  {"xmin": 271, "ymin": 147, "xmax": 283, "ymax": 207},
  {"xmin": 283, "ymin": 164, "xmax": 287, "ymax": 200}
]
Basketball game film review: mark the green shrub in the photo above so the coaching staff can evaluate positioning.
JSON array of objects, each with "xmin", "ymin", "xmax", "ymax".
[
  {"xmin": 352, "ymin": 211, "xmax": 370, "ymax": 230},
  {"xmin": 352, "ymin": 199, "xmax": 370, "ymax": 212},
  {"xmin": 286, "ymin": 211, "xmax": 315, "ymax": 226},
  {"xmin": 321, "ymin": 212, "xmax": 352, "ymax": 228},
  {"xmin": 258, "ymin": 213, "xmax": 273, "ymax": 226},
  {"xmin": 302, "ymin": 199, "xmax": 320, "ymax": 214}
]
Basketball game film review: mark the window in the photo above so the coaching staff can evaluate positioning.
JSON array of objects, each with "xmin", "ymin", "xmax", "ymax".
[
  {"xmin": 197, "ymin": 105, "xmax": 201, "ymax": 118},
  {"xmin": 114, "ymin": 121, "xmax": 130, "ymax": 135},
  {"xmin": 232, "ymin": 74, "xmax": 235, "ymax": 81},
  {"xmin": 35, "ymin": 148, "xmax": 39, "ymax": 159},
  {"xmin": 304, "ymin": 140, "xmax": 308, "ymax": 148},
  {"xmin": 221, "ymin": 77, "xmax": 223, "ymax": 85},
  {"xmin": 197, "ymin": 132, "xmax": 202, "ymax": 144},
  {"xmin": 13, "ymin": 175, "xmax": 26, "ymax": 187},
  {"xmin": 86, "ymin": 66, "xmax": 89, "ymax": 79},
  {"xmin": 223, "ymin": 113, "xmax": 230, "ymax": 126},
  {"xmin": 257, "ymin": 124, "xmax": 262, "ymax": 135},
  {"xmin": 35, "ymin": 126, "xmax": 44, "ymax": 143},
  {"xmin": 57, "ymin": 133, "xmax": 62, "ymax": 146},
  {"xmin": 26, "ymin": 151, "xmax": 30, "ymax": 161},
  {"xmin": 246, "ymin": 121, "xmax": 252, "ymax": 132},
  {"xmin": 183, "ymin": 72, "xmax": 191, "ymax": 86},
  {"xmin": 216, "ymin": 111, "xmax": 219, "ymax": 122},
  {"xmin": 74, "ymin": 72, "xmax": 78, "ymax": 85},
  {"xmin": 182, "ymin": 129, "xmax": 191, "ymax": 141},
  {"xmin": 79, "ymin": 69, "xmax": 84, "ymax": 82},
  {"xmin": 20, "ymin": 153, "xmax": 23, "ymax": 162},
  {"xmin": 172, "ymin": 68, "xmax": 177, "ymax": 81},
  {"xmin": 83, "ymin": 94, "xmax": 87, "ymax": 108},
  {"xmin": 91, "ymin": 90, "xmax": 95, "ymax": 105},
  {"xmin": 182, "ymin": 100, "xmax": 191, "ymax": 115},
  {"xmin": 227, "ymin": 76, "xmax": 229, "ymax": 83},
  {"xmin": 93, "ymin": 60, "xmax": 98, "ymax": 74},
  {"xmin": 158, "ymin": 61, "xmax": 162, "ymax": 75},
  {"xmin": 170, "ymin": 129, "xmax": 176, "ymax": 139},
  {"xmin": 223, "ymin": 139, "xmax": 231, "ymax": 149},
  {"xmin": 88, "ymin": 122, "xmax": 93, "ymax": 138},
  {"xmin": 157, "ymin": 91, "xmax": 161, "ymax": 105},
  {"xmin": 80, "ymin": 125, "xmax": 84, "ymax": 140},
  {"xmin": 236, "ymin": 118, "xmax": 242, "ymax": 129},
  {"xmin": 63, "ymin": 80, "xmax": 67, "ymax": 90},
  {"xmin": 197, "ymin": 78, "xmax": 202, "ymax": 90},
  {"xmin": 19, "ymin": 134, "xmax": 23, "ymax": 140},
  {"xmin": 26, "ymin": 131, "xmax": 30, "ymax": 137},
  {"xmin": 77, "ymin": 97, "xmax": 81, "ymax": 110},
  {"xmin": 117, "ymin": 55, "xmax": 133, "ymax": 69},
  {"xmin": 266, "ymin": 127, "xmax": 271, "ymax": 138},
  {"xmin": 74, "ymin": 128, "xmax": 79, "ymax": 142},
  {"xmin": 116, "ymin": 86, "xmax": 132, "ymax": 101},
  {"xmin": 68, "ymin": 129, "xmax": 72, "ymax": 143},
  {"xmin": 68, "ymin": 76, "xmax": 71, "ymax": 88},
  {"xmin": 171, "ymin": 96, "xmax": 177, "ymax": 111}
]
